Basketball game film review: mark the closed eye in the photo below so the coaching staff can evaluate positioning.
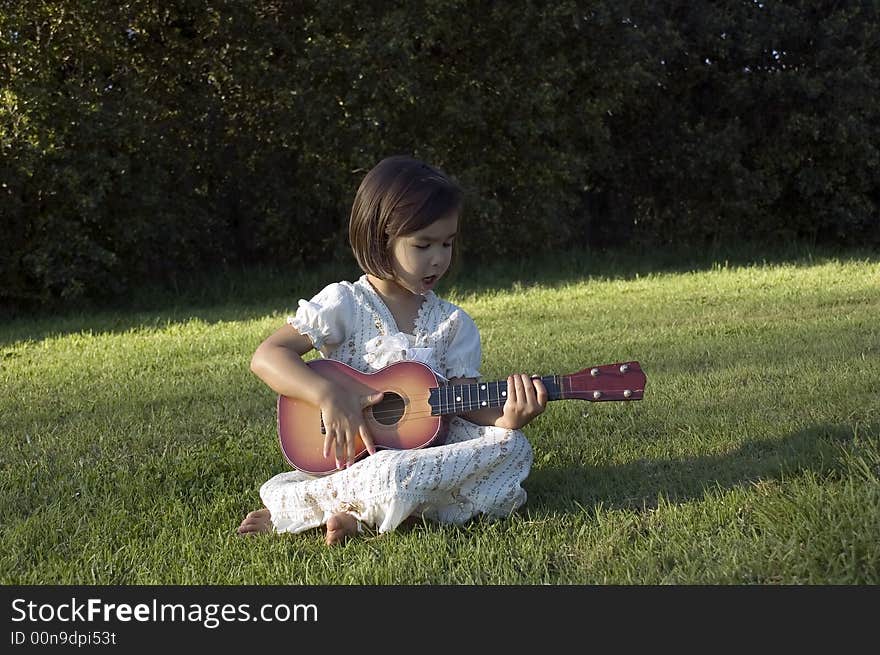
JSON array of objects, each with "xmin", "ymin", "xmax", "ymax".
[{"xmin": 413, "ymin": 238, "xmax": 455, "ymax": 250}]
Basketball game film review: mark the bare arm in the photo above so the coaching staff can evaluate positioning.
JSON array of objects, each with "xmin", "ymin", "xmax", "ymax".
[
  {"xmin": 250, "ymin": 325, "xmax": 335, "ymax": 405},
  {"xmin": 454, "ymin": 374, "xmax": 548, "ymax": 430},
  {"xmin": 250, "ymin": 325, "xmax": 382, "ymax": 468}
]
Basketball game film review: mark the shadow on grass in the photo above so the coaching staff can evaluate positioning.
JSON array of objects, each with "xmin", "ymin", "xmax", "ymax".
[
  {"xmin": 0, "ymin": 265, "xmax": 350, "ymax": 348},
  {"xmin": 2, "ymin": 244, "xmax": 877, "ymax": 347},
  {"xmin": 526, "ymin": 422, "xmax": 877, "ymax": 514},
  {"xmin": 448, "ymin": 242, "xmax": 878, "ymax": 295}
]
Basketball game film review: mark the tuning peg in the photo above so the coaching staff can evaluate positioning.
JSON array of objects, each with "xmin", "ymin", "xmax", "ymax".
[
  {"xmin": 620, "ymin": 364, "xmax": 630, "ymax": 373},
  {"xmin": 591, "ymin": 368, "xmax": 600, "ymax": 376},
  {"xmin": 624, "ymin": 390, "xmax": 632, "ymax": 398}
]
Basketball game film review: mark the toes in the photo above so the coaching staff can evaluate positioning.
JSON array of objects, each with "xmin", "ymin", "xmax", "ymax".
[
  {"xmin": 324, "ymin": 513, "xmax": 359, "ymax": 546},
  {"xmin": 237, "ymin": 520, "xmax": 262, "ymax": 534},
  {"xmin": 237, "ymin": 508, "xmax": 272, "ymax": 535}
]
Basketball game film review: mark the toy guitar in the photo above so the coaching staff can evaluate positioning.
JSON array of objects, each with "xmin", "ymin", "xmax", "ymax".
[{"xmin": 277, "ymin": 359, "xmax": 646, "ymax": 474}]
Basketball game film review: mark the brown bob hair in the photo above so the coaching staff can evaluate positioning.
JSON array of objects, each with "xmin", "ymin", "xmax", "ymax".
[{"xmin": 349, "ymin": 155, "xmax": 463, "ymax": 279}]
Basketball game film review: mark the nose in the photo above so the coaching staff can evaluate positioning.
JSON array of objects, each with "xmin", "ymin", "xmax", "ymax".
[{"xmin": 431, "ymin": 248, "xmax": 448, "ymax": 268}]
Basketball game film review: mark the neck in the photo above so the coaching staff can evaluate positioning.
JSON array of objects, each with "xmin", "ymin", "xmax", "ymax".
[
  {"xmin": 429, "ymin": 362, "xmax": 646, "ymax": 414},
  {"xmin": 428, "ymin": 375, "xmax": 565, "ymax": 415},
  {"xmin": 366, "ymin": 275, "xmax": 426, "ymax": 303}
]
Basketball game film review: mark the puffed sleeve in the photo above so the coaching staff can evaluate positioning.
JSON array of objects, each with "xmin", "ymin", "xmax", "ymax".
[
  {"xmin": 286, "ymin": 283, "xmax": 354, "ymax": 351},
  {"xmin": 444, "ymin": 309, "xmax": 482, "ymax": 380}
]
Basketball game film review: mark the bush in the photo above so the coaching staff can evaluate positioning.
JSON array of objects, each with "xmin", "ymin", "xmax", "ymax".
[{"xmin": 1, "ymin": 1, "xmax": 878, "ymax": 309}]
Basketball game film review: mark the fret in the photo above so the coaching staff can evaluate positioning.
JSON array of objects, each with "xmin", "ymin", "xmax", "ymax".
[
  {"xmin": 542, "ymin": 374, "xmax": 564, "ymax": 401},
  {"xmin": 429, "ymin": 385, "xmax": 439, "ymax": 416},
  {"xmin": 431, "ymin": 374, "xmax": 572, "ymax": 416}
]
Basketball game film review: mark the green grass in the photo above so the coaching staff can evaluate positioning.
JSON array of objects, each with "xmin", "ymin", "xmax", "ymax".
[{"xmin": 1, "ymin": 248, "xmax": 878, "ymax": 584}]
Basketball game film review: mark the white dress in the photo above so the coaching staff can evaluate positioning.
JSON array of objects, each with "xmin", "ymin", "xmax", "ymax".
[{"xmin": 258, "ymin": 275, "xmax": 534, "ymax": 534}]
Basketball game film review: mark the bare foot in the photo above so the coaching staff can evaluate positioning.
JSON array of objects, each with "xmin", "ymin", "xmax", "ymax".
[
  {"xmin": 325, "ymin": 512, "xmax": 360, "ymax": 546},
  {"xmin": 237, "ymin": 508, "xmax": 272, "ymax": 535}
]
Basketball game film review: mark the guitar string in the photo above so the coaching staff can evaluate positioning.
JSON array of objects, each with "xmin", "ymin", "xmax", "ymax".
[
  {"xmin": 367, "ymin": 388, "xmax": 505, "ymax": 420},
  {"xmin": 320, "ymin": 376, "xmax": 618, "ymax": 420},
  {"xmin": 365, "ymin": 378, "xmax": 549, "ymax": 420},
  {"xmin": 301, "ymin": 375, "xmax": 632, "ymax": 422},
  {"xmin": 303, "ymin": 372, "xmax": 636, "ymax": 420},
  {"xmin": 365, "ymin": 392, "xmax": 606, "ymax": 421},
  {"xmin": 352, "ymin": 394, "xmax": 608, "ymax": 421}
]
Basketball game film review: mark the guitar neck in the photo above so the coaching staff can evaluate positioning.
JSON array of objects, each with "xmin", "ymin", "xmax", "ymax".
[
  {"xmin": 428, "ymin": 375, "xmax": 564, "ymax": 416},
  {"xmin": 428, "ymin": 363, "xmax": 646, "ymax": 416},
  {"xmin": 429, "ymin": 375, "xmax": 640, "ymax": 418}
]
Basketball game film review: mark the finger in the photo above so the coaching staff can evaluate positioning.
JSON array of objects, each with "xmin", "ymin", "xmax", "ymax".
[
  {"xmin": 361, "ymin": 391, "xmax": 384, "ymax": 408},
  {"xmin": 359, "ymin": 423, "xmax": 376, "ymax": 456},
  {"xmin": 323, "ymin": 431, "xmax": 334, "ymax": 459},
  {"xmin": 335, "ymin": 435, "xmax": 346, "ymax": 469},
  {"xmin": 346, "ymin": 429, "xmax": 358, "ymax": 467},
  {"xmin": 532, "ymin": 376, "xmax": 548, "ymax": 407},
  {"xmin": 505, "ymin": 376, "xmax": 516, "ymax": 408},
  {"xmin": 513, "ymin": 373, "xmax": 527, "ymax": 407},
  {"xmin": 519, "ymin": 374, "xmax": 536, "ymax": 402},
  {"xmin": 324, "ymin": 431, "xmax": 342, "ymax": 469}
]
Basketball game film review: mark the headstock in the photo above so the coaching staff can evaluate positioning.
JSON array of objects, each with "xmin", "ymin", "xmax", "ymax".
[{"xmin": 563, "ymin": 361, "xmax": 646, "ymax": 401}]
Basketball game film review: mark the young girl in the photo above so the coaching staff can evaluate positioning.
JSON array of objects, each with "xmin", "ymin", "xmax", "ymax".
[{"xmin": 238, "ymin": 155, "xmax": 547, "ymax": 545}]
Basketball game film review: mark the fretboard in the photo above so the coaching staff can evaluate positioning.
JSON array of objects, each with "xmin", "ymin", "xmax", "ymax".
[{"xmin": 428, "ymin": 375, "xmax": 566, "ymax": 416}]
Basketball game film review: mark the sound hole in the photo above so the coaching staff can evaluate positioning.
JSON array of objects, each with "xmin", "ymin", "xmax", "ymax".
[{"xmin": 372, "ymin": 392, "xmax": 405, "ymax": 426}]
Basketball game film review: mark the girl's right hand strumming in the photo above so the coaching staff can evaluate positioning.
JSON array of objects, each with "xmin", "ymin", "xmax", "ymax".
[{"xmin": 321, "ymin": 391, "xmax": 384, "ymax": 470}]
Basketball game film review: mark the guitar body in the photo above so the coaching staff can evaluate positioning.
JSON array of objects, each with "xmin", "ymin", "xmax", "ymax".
[{"xmin": 277, "ymin": 359, "xmax": 445, "ymax": 475}]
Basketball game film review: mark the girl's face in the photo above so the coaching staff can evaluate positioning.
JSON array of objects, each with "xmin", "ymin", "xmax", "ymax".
[{"xmin": 389, "ymin": 212, "xmax": 458, "ymax": 295}]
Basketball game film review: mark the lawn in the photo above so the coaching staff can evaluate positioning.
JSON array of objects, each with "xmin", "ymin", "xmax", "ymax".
[{"xmin": 1, "ymin": 248, "xmax": 878, "ymax": 584}]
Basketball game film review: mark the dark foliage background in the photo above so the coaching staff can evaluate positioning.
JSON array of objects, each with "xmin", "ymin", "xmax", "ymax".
[{"xmin": 2, "ymin": 1, "xmax": 878, "ymax": 308}]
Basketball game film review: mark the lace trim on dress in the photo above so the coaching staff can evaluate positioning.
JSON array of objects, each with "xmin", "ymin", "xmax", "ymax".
[
  {"xmin": 355, "ymin": 275, "xmax": 435, "ymax": 339},
  {"xmin": 413, "ymin": 291, "xmax": 434, "ymax": 339},
  {"xmin": 287, "ymin": 301, "xmax": 327, "ymax": 350},
  {"xmin": 355, "ymin": 277, "xmax": 395, "ymax": 335},
  {"xmin": 363, "ymin": 332, "xmax": 435, "ymax": 370}
]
